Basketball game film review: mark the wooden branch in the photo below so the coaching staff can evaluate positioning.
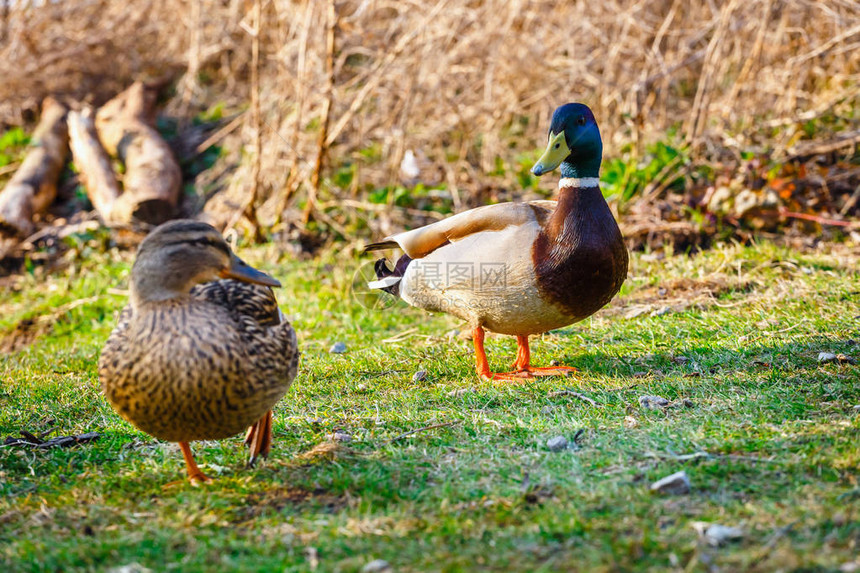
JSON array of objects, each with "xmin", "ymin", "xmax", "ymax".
[
  {"xmin": 95, "ymin": 82, "xmax": 180, "ymax": 225},
  {"xmin": 243, "ymin": 0, "xmax": 263, "ymax": 240},
  {"xmin": 95, "ymin": 82, "xmax": 159, "ymax": 155},
  {"xmin": 787, "ymin": 130, "xmax": 860, "ymax": 161},
  {"xmin": 67, "ymin": 107, "xmax": 123, "ymax": 225},
  {"xmin": 0, "ymin": 97, "xmax": 68, "ymax": 237},
  {"xmin": 386, "ymin": 421, "xmax": 459, "ymax": 444},
  {"xmin": 546, "ymin": 389, "xmax": 598, "ymax": 406}
]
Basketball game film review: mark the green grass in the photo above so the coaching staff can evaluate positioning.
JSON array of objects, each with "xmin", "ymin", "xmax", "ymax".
[{"xmin": 1, "ymin": 240, "xmax": 859, "ymax": 572}]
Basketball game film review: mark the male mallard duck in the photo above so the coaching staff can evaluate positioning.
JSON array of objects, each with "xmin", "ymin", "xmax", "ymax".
[
  {"xmin": 366, "ymin": 103, "xmax": 627, "ymax": 380},
  {"xmin": 99, "ymin": 220, "xmax": 299, "ymax": 484}
]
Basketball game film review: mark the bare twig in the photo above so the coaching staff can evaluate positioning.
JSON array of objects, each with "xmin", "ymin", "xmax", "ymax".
[
  {"xmin": 0, "ymin": 162, "xmax": 19, "ymax": 177},
  {"xmin": 386, "ymin": 421, "xmax": 460, "ymax": 444},
  {"xmin": 786, "ymin": 130, "xmax": 860, "ymax": 161},
  {"xmin": 786, "ymin": 22, "xmax": 860, "ymax": 67},
  {"xmin": 243, "ymin": 0, "xmax": 263, "ymax": 241},
  {"xmin": 318, "ymin": 199, "xmax": 446, "ymax": 220},
  {"xmin": 546, "ymin": 390, "xmax": 598, "ymax": 407},
  {"xmin": 685, "ymin": 0, "xmax": 740, "ymax": 146},
  {"xmin": 323, "ymin": 0, "xmax": 451, "ymax": 148},
  {"xmin": 723, "ymin": 0, "xmax": 774, "ymax": 113},
  {"xmin": 303, "ymin": 0, "xmax": 336, "ymax": 225},
  {"xmin": 746, "ymin": 522, "xmax": 797, "ymax": 570},
  {"xmin": 272, "ymin": 1, "xmax": 315, "ymax": 226},
  {"xmin": 646, "ymin": 450, "xmax": 779, "ymax": 464},
  {"xmin": 780, "ymin": 209, "xmax": 856, "ymax": 228},
  {"xmin": 194, "ymin": 113, "xmax": 246, "ymax": 156}
]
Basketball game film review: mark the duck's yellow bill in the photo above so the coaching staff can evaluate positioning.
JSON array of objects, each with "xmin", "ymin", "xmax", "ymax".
[
  {"xmin": 531, "ymin": 131, "xmax": 570, "ymax": 176},
  {"xmin": 221, "ymin": 253, "xmax": 282, "ymax": 287}
]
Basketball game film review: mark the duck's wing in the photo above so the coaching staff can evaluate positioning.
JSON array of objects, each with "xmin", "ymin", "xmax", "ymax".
[
  {"xmin": 192, "ymin": 279, "xmax": 299, "ymax": 390},
  {"xmin": 191, "ymin": 280, "xmax": 282, "ymax": 327},
  {"xmin": 365, "ymin": 200, "xmax": 555, "ymax": 259}
]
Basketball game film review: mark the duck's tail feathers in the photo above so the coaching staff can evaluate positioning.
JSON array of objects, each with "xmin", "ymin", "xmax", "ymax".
[
  {"xmin": 368, "ymin": 255, "xmax": 412, "ymax": 296},
  {"xmin": 364, "ymin": 240, "xmax": 399, "ymax": 252}
]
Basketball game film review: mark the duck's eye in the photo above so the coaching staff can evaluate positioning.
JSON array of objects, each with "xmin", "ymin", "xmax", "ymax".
[
  {"xmin": 577, "ymin": 116, "xmax": 586, "ymax": 126},
  {"xmin": 554, "ymin": 143, "xmax": 560, "ymax": 149}
]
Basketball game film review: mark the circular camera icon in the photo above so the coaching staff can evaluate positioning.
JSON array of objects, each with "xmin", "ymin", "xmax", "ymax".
[{"xmin": 351, "ymin": 260, "xmax": 398, "ymax": 310}]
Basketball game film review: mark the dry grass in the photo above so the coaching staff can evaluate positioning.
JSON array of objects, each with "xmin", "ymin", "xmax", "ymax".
[{"xmin": 0, "ymin": 0, "xmax": 858, "ymax": 238}]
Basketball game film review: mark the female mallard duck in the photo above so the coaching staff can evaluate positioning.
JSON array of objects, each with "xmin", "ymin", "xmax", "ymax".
[
  {"xmin": 366, "ymin": 103, "xmax": 627, "ymax": 381},
  {"xmin": 99, "ymin": 220, "xmax": 299, "ymax": 484}
]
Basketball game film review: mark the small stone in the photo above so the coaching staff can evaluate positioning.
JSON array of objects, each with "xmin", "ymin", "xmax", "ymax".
[
  {"xmin": 650, "ymin": 470, "xmax": 691, "ymax": 495},
  {"xmin": 446, "ymin": 329, "xmax": 460, "ymax": 339},
  {"xmin": 550, "ymin": 359, "xmax": 561, "ymax": 367},
  {"xmin": 692, "ymin": 522, "xmax": 744, "ymax": 546},
  {"xmin": 356, "ymin": 383, "xmax": 368, "ymax": 392},
  {"xmin": 362, "ymin": 560, "xmax": 392, "ymax": 573},
  {"xmin": 412, "ymin": 370, "xmax": 427, "ymax": 382},
  {"xmin": 852, "ymin": 405, "xmax": 860, "ymax": 413},
  {"xmin": 546, "ymin": 436, "xmax": 568, "ymax": 452},
  {"xmin": 541, "ymin": 405, "xmax": 555, "ymax": 415},
  {"xmin": 623, "ymin": 415, "xmax": 639, "ymax": 429},
  {"xmin": 638, "ymin": 395, "xmax": 670, "ymax": 409},
  {"xmin": 818, "ymin": 352, "xmax": 838, "ymax": 363},
  {"xmin": 329, "ymin": 341, "xmax": 347, "ymax": 354},
  {"xmin": 332, "ymin": 431, "xmax": 352, "ymax": 443},
  {"xmin": 840, "ymin": 562, "xmax": 860, "ymax": 573},
  {"xmin": 816, "ymin": 352, "xmax": 855, "ymax": 364}
]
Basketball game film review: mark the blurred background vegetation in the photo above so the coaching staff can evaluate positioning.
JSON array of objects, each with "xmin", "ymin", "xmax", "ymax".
[{"xmin": 0, "ymin": 0, "xmax": 858, "ymax": 258}]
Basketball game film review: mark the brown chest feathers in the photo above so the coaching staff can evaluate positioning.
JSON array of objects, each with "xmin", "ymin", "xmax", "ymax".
[{"xmin": 532, "ymin": 186, "xmax": 628, "ymax": 321}]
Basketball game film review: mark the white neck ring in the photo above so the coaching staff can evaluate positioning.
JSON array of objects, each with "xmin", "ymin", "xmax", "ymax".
[{"xmin": 558, "ymin": 177, "xmax": 600, "ymax": 189}]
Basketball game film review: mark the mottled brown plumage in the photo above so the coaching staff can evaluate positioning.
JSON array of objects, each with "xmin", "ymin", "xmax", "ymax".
[{"xmin": 99, "ymin": 220, "xmax": 299, "ymax": 484}]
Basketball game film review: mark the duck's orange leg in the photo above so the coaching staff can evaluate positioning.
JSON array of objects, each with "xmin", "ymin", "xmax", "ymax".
[
  {"xmin": 179, "ymin": 441, "xmax": 213, "ymax": 485},
  {"xmin": 244, "ymin": 410, "xmax": 273, "ymax": 467},
  {"xmin": 512, "ymin": 335, "xmax": 531, "ymax": 370},
  {"xmin": 510, "ymin": 335, "xmax": 578, "ymax": 377},
  {"xmin": 473, "ymin": 329, "xmax": 576, "ymax": 381},
  {"xmin": 473, "ymin": 326, "xmax": 493, "ymax": 379}
]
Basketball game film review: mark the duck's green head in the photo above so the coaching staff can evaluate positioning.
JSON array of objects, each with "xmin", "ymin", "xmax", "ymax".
[{"xmin": 531, "ymin": 103, "xmax": 602, "ymax": 179}]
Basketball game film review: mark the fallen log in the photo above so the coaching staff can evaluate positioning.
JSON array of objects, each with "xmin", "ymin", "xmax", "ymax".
[
  {"xmin": 94, "ymin": 81, "xmax": 159, "ymax": 155},
  {"xmin": 0, "ymin": 98, "xmax": 69, "ymax": 237},
  {"xmin": 67, "ymin": 107, "xmax": 124, "ymax": 225},
  {"xmin": 95, "ymin": 82, "xmax": 180, "ymax": 225}
]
